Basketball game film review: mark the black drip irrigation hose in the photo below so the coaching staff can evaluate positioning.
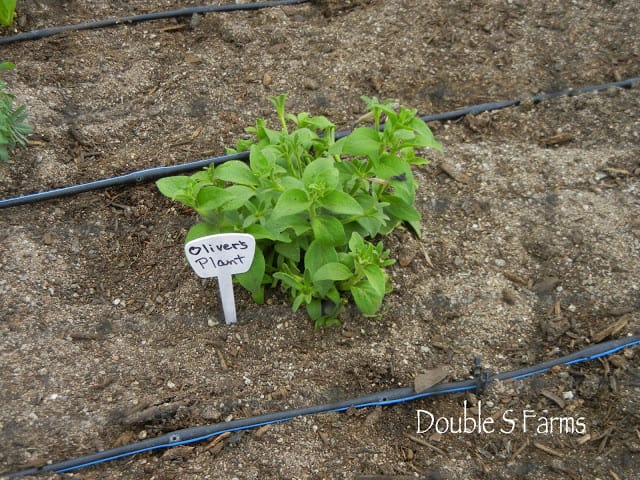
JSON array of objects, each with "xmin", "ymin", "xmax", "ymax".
[
  {"xmin": 0, "ymin": 151, "xmax": 249, "ymax": 209},
  {"xmin": 0, "ymin": 0, "xmax": 312, "ymax": 45},
  {"xmin": 2, "ymin": 334, "xmax": 639, "ymax": 478},
  {"xmin": 1, "ymin": 76, "xmax": 638, "ymax": 210}
]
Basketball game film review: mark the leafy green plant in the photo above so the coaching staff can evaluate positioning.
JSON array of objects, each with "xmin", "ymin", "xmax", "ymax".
[
  {"xmin": 0, "ymin": 61, "xmax": 32, "ymax": 162},
  {"xmin": 157, "ymin": 95, "xmax": 441, "ymax": 327},
  {"xmin": 0, "ymin": 0, "xmax": 16, "ymax": 26}
]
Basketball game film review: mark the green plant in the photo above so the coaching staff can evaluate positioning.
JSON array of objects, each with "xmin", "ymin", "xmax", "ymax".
[
  {"xmin": 157, "ymin": 95, "xmax": 441, "ymax": 327},
  {"xmin": 0, "ymin": 61, "xmax": 32, "ymax": 162},
  {"xmin": 0, "ymin": 0, "xmax": 16, "ymax": 25}
]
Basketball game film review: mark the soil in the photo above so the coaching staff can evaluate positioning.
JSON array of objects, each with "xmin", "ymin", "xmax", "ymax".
[{"xmin": 1, "ymin": 1, "xmax": 640, "ymax": 479}]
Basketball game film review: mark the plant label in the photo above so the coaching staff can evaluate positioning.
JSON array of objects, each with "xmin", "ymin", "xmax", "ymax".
[{"xmin": 184, "ymin": 233, "xmax": 256, "ymax": 324}]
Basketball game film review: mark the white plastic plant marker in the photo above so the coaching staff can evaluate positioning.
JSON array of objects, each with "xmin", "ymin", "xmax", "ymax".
[{"xmin": 184, "ymin": 233, "xmax": 256, "ymax": 324}]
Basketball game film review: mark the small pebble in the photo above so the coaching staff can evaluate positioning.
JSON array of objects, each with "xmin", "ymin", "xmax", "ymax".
[
  {"xmin": 190, "ymin": 13, "xmax": 202, "ymax": 28},
  {"xmin": 42, "ymin": 232, "xmax": 54, "ymax": 245},
  {"xmin": 303, "ymin": 78, "xmax": 320, "ymax": 90},
  {"xmin": 200, "ymin": 406, "xmax": 221, "ymax": 421},
  {"xmin": 399, "ymin": 250, "xmax": 416, "ymax": 267},
  {"xmin": 532, "ymin": 276, "xmax": 560, "ymax": 295}
]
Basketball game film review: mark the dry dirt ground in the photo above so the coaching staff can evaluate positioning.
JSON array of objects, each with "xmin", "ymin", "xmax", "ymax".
[{"xmin": 1, "ymin": 1, "xmax": 640, "ymax": 479}]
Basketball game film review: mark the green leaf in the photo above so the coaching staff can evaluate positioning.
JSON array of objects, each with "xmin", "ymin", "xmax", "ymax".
[
  {"xmin": 185, "ymin": 222, "xmax": 220, "ymax": 243},
  {"xmin": 245, "ymin": 224, "xmax": 290, "ymax": 242},
  {"xmin": 269, "ymin": 94, "xmax": 288, "ymax": 132},
  {"xmin": 375, "ymin": 154, "xmax": 411, "ymax": 180},
  {"xmin": 350, "ymin": 281, "xmax": 384, "ymax": 316},
  {"xmin": 306, "ymin": 299, "xmax": 323, "ymax": 323},
  {"xmin": 405, "ymin": 218, "xmax": 422, "ymax": 238},
  {"xmin": 409, "ymin": 117, "xmax": 443, "ymax": 151},
  {"xmin": 318, "ymin": 190, "xmax": 364, "ymax": 216},
  {"xmin": 286, "ymin": 111, "xmax": 307, "ymax": 126},
  {"xmin": 316, "ymin": 315, "xmax": 341, "ymax": 329},
  {"xmin": 304, "ymin": 241, "xmax": 338, "ymax": 273},
  {"xmin": 213, "ymin": 160, "xmax": 258, "ymax": 186},
  {"xmin": 191, "ymin": 169, "xmax": 213, "ymax": 184},
  {"xmin": 156, "ymin": 176, "xmax": 193, "ymax": 200},
  {"xmin": 375, "ymin": 155, "xmax": 415, "ymax": 204},
  {"xmin": 273, "ymin": 271, "xmax": 301, "ymax": 291},
  {"xmin": 279, "ymin": 176, "xmax": 305, "ymax": 191},
  {"xmin": 292, "ymin": 127, "xmax": 315, "ymax": 148},
  {"xmin": 275, "ymin": 241, "xmax": 301, "ymax": 263},
  {"xmin": 326, "ymin": 287, "xmax": 342, "ymax": 307},
  {"xmin": 312, "ymin": 215, "xmax": 346, "ymax": 246},
  {"xmin": 306, "ymin": 115, "xmax": 334, "ymax": 131},
  {"xmin": 292, "ymin": 293, "xmax": 305, "ymax": 312},
  {"xmin": 364, "ymin": 264, "xmax": 386, "ymax": 296},
  {"xmin": 221, "ymin": 185, "xmax": 255, "ymax": 210},
  {"xmin": 313, "ymin": 263, "xmax": 353, "ymax": 282},
  {"xmin": 348, "ymin": 231, "xmax": 365, "ymax": 252},
  {"xmin": 236, "ymin": 247, "xmax": 265, "ymax": 303},
  {"xmin": 249, "ymin": 117, "xmax": 283, "ymax": 144},
  {"xmin": 380, "ymin": 194, "xmax": 422, "ymax": 237},
  {"xmin": 0, "ymin": 1, "xmax": 16, "ymax": 25},
  {"xmin": 272, "ymin": 189, "xmax": 310, "ymax": 218},
  {"xmin": 351, "ymin": 194, "xmax": 387, "ymax": 237},
  {"xmin": 196, "ymin": 184, "xmax": 254, "ymax": 212},
  {"xmin": 265, "ymin": 213, "xmax": 310, "ymax": 237},
  {"xmin": 336, "ymin": 127, "xmax": 381, "ymax": 159},
  {"xmin": 302, "ymin": 157, "xmax": 339, "ymax": 190},
  {"xmin": 383, "ymin": 195, "xmax": 421, "ymax": 222},
  {"xmin": 249, "ymin": 144, "xmax": 278, "ymax": 176},
  {"xmin": 196, "ymin": 186, "xmax": 231, "ymax": 212},
  {"xmin": 401, "ymin": 149, "xmax": 430, "ymax": 166},
  {"xmin": 392, "ymin": 128, "xmax": 415, "ymax": 141}
]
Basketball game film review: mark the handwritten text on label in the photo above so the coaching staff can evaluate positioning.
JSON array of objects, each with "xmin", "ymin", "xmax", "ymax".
[{"xmin": 184, "ymin": 233, "xmax": 256, "ymax": 278}]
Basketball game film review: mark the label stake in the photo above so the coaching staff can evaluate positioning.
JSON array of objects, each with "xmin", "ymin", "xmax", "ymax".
[{"xmin": 184, "ymin": 233, "xmax": 256, "ymax": 324}]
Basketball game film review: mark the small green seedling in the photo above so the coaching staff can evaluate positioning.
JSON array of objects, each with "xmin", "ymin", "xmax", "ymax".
[
  {"xmin": 0, "ymin": 0, "xmax": 16, "ymax": 26},
  {"xmin": 0, "ymin": 61, "xmax": 32, "ymax": 162},
  {"xmin": 158, "ymin": 95, "xmax": 441, "ymax": 327}
]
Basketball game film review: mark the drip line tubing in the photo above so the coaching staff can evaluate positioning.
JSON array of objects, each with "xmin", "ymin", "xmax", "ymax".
[
  {"xmin": 0, "ymin": 76, "xmax": 638, "ymax": 210},
  {"xmin": 2, "ymin": 334, "xmax": 639, "ymax": 478},
  {"xmin": 0, "ymin": 150, "xmax": 249, "ymax": 209},
  {"xmin": 0, "ymin": 0, "xmax": 312, "ymax": 45}
]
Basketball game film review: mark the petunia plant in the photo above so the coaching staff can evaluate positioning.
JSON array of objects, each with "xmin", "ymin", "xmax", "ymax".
[{"xmin": 157, "ymin": 95, "xmax": 441, "ymax": 327}]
